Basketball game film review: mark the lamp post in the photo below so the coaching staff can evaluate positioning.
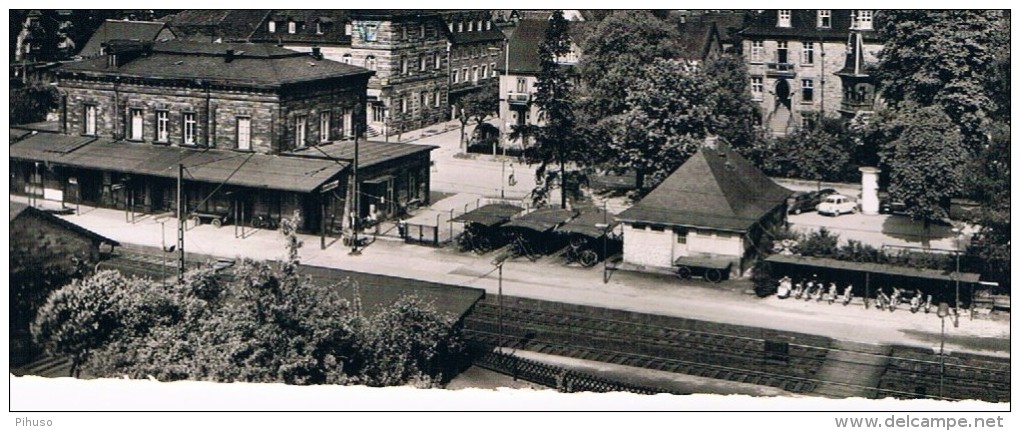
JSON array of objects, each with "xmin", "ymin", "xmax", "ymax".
[
  {"xmin": 951, "ymin": 227, "xmax": 964, "ymax": 326},
  {"xmin": 492, "ymin": 251, "xmax": 510, "ymax": 354},
  {"xmin": 594, "ymin": 201, "xmax": 610, "ymax": 284},
  {"xmin": 936, "ymin": 302, "xmax": 949, "ymax": 399}
]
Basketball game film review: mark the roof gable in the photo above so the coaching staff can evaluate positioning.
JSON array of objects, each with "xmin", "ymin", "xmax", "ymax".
[{"xmin": 617, "ymin": 145, "xmax": 791, "ymax": 232}]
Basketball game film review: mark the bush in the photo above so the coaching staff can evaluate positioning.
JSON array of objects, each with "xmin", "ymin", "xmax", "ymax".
[{"xmin": 10, "ymin": 83, "xmax": 59, "ymax": 125}]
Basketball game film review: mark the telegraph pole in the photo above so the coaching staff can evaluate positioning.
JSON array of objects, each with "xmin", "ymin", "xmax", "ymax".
[
  {"xmin": 350, "ymin": 103, "xmax": 362, "ymax": 255},
  {"xmin": 177, "ymin": 164, "xmax": 185, "ymax": 284}
]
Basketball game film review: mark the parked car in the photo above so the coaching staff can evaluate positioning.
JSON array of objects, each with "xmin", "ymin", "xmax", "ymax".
[
  {"xmin": 878, "ymin": 192, "xmax": 908, "ymax": 215},
  {"xmin": 817, "ymin": 194, "xmax": 858, "ymax": 216},
  {"xmin": 787, "ymin": 191, "xmax": 819, "ymax": 215},
  {"xmin": 816, "ymin": 188, "xmax": 838, "ymax": 200}
]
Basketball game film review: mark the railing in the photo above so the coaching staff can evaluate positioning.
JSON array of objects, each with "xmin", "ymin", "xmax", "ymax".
[
  {"xmin": 765, "ymin": 62, "xmax": 796, "ymax": 77},
  {"xmin": 474, "ymin": 350, "xmax": 685, "ymax": 395},
  {"xmin": 507, "ymin": 92, "xmax": 530, "ymax": 105}
]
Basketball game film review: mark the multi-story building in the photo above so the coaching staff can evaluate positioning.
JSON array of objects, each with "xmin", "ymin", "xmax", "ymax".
[
  {"xmin": 11, "ymin": 40, "xmax": 435, "ymax": 234},
  {"xmin": 438, "ymin": 10, "xmax": 504, "ymax": 117},
  {"xmin": 739, "ymin": 9, "xmax": 882, "ymax": 136},
  {"xmin": 496, "ymin": 18, "xmax": 585, "ymax": 148}
]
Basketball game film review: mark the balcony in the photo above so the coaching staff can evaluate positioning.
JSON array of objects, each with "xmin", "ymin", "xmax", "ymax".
[
  {"xmin": 765, "ymin": 62, "xmax": 796, "ymax": 78},
  {"xmin": 507, "ymin": 92, "xmax": 531, "ymax": 106}
]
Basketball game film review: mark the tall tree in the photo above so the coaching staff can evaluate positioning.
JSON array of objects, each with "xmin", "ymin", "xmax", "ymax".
[
  {"xmin": 510, "ymin": 10, "xmax": 578, "ymax": 208},
  {"xmin": 702, "ymin": 54, "xmax": 761, "ymax": 150},
  {"xmin": 455, "ymin": 83, "xmax": 499, "ymax": 149},
  {"xmin": 875, "ymin": 10, "xmax": 1009, "ymax": 151},
  {"xmin": 877, "ymin": 103, "xmax": 967, "ymax": 230},
  {"xmin": 604, "ymin": 59, "xmax": 715, "ymax": 192}
]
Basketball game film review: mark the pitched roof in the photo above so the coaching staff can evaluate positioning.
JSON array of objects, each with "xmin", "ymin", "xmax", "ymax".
[
  {"xmin": 617, "ymin": 145, "xmax": 791, "ymax": 232},
  {"xmin": 78, "ymin": 20, "xmax": 175, "ymax": 58},
  {"xmin": 739, "ymin": 10, "xmax": 883, "ymax": 42},
  {"xmin": 690, "ymin": 12, "xmax": 747, "ymax": 45},
  {"xmin": 676, "ymin": 21, "xmax": 721, "ymax": 61},
  {"xmin": 58, "ymin": 41, "xmax": 374, "ymax": 88},
  {"xmin": 251, "ymin": 10, "xmax": 352, "ymax": 45},
  {"xmin": 505, "ymin": 19, "xmax": 548, "ymax": 74},
  {"xmin": 10, "ymin": 201, "xmax": 120, "ymax": 246},
  {"xmin": 162, "ymin": 10, "xmax": 270, "ymax": 42}
]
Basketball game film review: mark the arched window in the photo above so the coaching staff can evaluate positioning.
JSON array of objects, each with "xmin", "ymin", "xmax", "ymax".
[{"xmin": 365, "ymin": 55, "xmax": 377, "ymax": 70}]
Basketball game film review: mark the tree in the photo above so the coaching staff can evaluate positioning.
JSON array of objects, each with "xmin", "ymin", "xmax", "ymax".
[
  {"xmin": 875, "ymin": 10, "xmax": 1009, "ymax": 151},
  {"xmin": 876, "ymin": 103, "xmax": 967, "ymax": 230},
  {"xmin": 603, "ymin": 58, "xmax": 715, "ymax": 192},
  {"xmin": 510, "ymin": 10, "xmax": 579, "ymax": 209},
  {"xmin": 10, "ymin": 83, "xmax": 59, "ymax": 125},
  {"xmin": 702, "ymin": 54, "xmax": 761, "ymax": 150},
  {"xmin": 31, "ymin": 270, "xmax": 132, "ymax": 377},
  {"xmin": 774, "ymin": 116, "xmax": 857, "ymax": 185},
  {"xmin": 455, "ymin": 83, "xmax": 499, "ymax": 149}
]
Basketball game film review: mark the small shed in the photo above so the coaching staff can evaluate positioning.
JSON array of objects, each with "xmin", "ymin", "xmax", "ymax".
[
  {"xmin": 450, "ymin": 203, "xmax": 523, "ymax": 252},
  {"xmin": 617, "ymin": 144, "xmax": 791, "ymax": 277},
  {"xmin": 503, "ymin": 208, "xmax": 577, "ymax": 259}
]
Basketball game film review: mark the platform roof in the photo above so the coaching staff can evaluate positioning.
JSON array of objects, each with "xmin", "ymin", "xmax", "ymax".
[{"xmin": 765, "ymin": 254, "xmax": 981, "ymax": 284}]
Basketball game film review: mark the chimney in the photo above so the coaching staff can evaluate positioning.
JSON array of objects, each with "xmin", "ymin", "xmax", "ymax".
[
  {"xmin": 225, "ymin": 48, "xmax": 235, "ymax": 63},
  {"xmin": 311, "ymin": 46, "xmax": 322, "ymax": 60}
]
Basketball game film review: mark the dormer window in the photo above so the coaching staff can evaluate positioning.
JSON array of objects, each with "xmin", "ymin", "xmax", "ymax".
[
  {"xmin": 778, "ymin": 10, "xmax": 791, "ymax": 27},
  {"xmin": 855, "ymin": 10, "xmax": 873, "ymax": 30},
  {"xmin": 817, "ymin": 10, "xmax": 831, "ymax": 28},
  {"xmin": 268, "ymin": 21, "xmax": 276, "ymax": 33},
  {"xmin": 288, "ymin": 21, "xmax": 296, "ymax": 34}
]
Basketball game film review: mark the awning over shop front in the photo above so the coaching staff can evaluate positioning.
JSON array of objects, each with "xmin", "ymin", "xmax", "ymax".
[
  {"xmin": 451, "ymin": 203, "xmax": 523, "ymax": 228},
  {"xmin": 10, "ymin": 134, "xmax": 349, "ymax": 193}
]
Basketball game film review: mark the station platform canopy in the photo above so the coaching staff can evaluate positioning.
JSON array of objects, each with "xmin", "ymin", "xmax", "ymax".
[{"xmin": 764, "ymin": 254, "xmax": 981, "ymax": 285}]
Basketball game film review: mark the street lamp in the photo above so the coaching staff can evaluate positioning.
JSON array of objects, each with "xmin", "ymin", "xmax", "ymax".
[
  {"xmin": 951, "ymin": 227, "xmax": 964, "ymax": 326},
  {"xmin": 936, "ymin": 302, "xmax": 950, "ymax": 399}
]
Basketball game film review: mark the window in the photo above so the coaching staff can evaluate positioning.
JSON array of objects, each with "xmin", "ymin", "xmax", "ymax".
[
  {"xmin": 372, "ymin": 105, "xmax": 385, "ymax": 123},
  {"xmin": 156, "ymin": 110, "xmax": 169, "ymax": 142},
  {"xmin": 453, "ymin": 69, "xmax": 459, "ymax": 83},
  {"xmin": 486, "ymin": 21, "xmax": 491, "ymax": 30},
  {"xmin": 363, "ymin": 23, "xmax": 377, "ymax": 41},
  {"xmin": 468, "ymin": 21, "xmax": 473, "ymax": 32},
  {"xmin": 129, "ymin": 108, "xmax": 143, "ymax": 141},
  {"xmin": 401, "ymin": 25, "xmax": 407, "ymax": 40},
  {"xmin": 750, "ymin": 40, "xmax": 764, "ymax": 62},
  {"xmin": 316, "ymin": 22, "xmax": 323, "ymax": 35},
  {"xmin": 490, "ymin": 62, "xmax": 497, "ymax": 78},
  {"xmin": 400, "ymin": 98, "xmax": 408, "ymax": 114},
  {"xmin": 319, "ymin": 111, "xmax": 331, "ymax": 142},
  {"xmin": 295, "ymin": 114, "xmax": 307, "ymax": 148},
  {"xmin": 801, "ymin": 79, "xmax": 814, "ymax": 102},
  {"xmin": 675, "ymin": 227, "xmax": 689, "ymax": 244},
  {"xmin": 421, "ymin": 93, "xmax": 428, "ymax": 111},
  {"xmin": 434, "ymin": 92, "xmax": 440, "ymax": 108},
  {"xmin": 84, "ymin": 104, "xmax": 97, "ymax": 135},
  {"xmin": 478, "ymin": 20, "xmax": 483, "ymax": 31},
  {"xmin": 481, "ymin": 64, "xmax": 488, "ymax": 79},
  {"xmin": 472, "ymin": 66, "xmax": 478, "ymax": 83},
  {"xmin": 751, "ymin": 77, "xmax": 763, "ymax": 100},
  {"xmin": 516, "ymin": 77, "xmax": 526, "ymax": 93},
  {"xmin": 462, "ymin": 67, "xmax": 469, "ymax": 83},
  {"xmin": 420, "ymin": 24, "xmax": 425, "ymax": 38},
  {"xmin": 458, "ymin": 22, "xmax": 463, "ymax": 32},
  {"xmin": 268, "ymin": 21, "xmax": 276, "ymax": 33},
  {"xmin": 345, "ymin": 23, "xmax": 352, "ymax": 36},
  {"xmin": 434, "ymin": 52, "xmax": 441, "ymax": 69},
  {"xmin": 817, "ymin": 10, "xmax": 831, "ymax": 28},
  {"xmin": 856, "ymin": 10, "xmax": 873, "ymax": 30},
  {"xmin": 776, "ymin": 40, "xmax": 788, "ymax": 63},
  {"xmin": 401, "ymin": 56, "xmax": 408, "ymax": 75},
  {"xmin": 802, "ymin": 42, "xmax": 814, "ymax": 65},
  {"xmin": 288, "ymin": 21, "xmax": 296, "ymax": 34},
  {"xmin": 778, "ymin": 10, "xmax": 791, "ymax": 27},
  {"xmin": 365, "ymin": 55, "xmax": 376, "ymax": 70},
  {"xmin": 448, "ymin": 23, "xmax": 453, "ymax": 33},
  {"xmin": 420, "ymin": 54, "xmax": 426, "ymax": 71},
  {"xmin": 237, "ymin": 117, "xmax": 251, "ymax": 150},
  {"xmin": 183, "ymin": 113, "xmax": 196, "ymax": 145},
  {"xmin": 342, "ymin": 54, "xmax": 352, "ymax": 64}
]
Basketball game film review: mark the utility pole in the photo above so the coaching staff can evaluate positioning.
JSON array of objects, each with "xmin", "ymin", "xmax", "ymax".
[
  {"xmin": 177, "ymin": 164, "xmax": 185, "ymax": 284},
  {"xmin": 350, "ymin": 103, "xmax": 362, "ymax": 255}
]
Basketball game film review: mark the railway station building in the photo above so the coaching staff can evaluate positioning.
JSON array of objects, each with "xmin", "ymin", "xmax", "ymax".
[
  {"xmin": 9, "ymin": 40, "xmax": 435, "ymax": 234},
  {"xmin": 616, "ymin": 142, "xmax": 791, "ymax": 278}
]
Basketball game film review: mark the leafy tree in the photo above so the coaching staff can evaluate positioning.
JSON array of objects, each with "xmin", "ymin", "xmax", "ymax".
[
  {"xmin": 455, "ymin": 83, "xmax": 499, "ymax": 148},
  {"xmin": 10, "ymin": 83, "xmax": 59, "ymax": 125},
  {"xmin": 702, "ymin": 54, "xmax": 761, "ymax": 150},
  {"xmin": 31, "ymin": 270, "xmax": 131, "ymax": 377},
  {"xmin": 510, "ymin": 10, "xmax": 579, "ymax": 209},
  {"xmin": 875, "ymin": 10, "xmax": 1009, "ymax": 151},
  {"xmin": 876, "ymin": 103, "xmax": 967, "ymax": 230},
  {"xmin": 604, "ymin": 58, "xmax": 715, "ymax": 192},
  {"xmin": 776, "ymin": 116, "xmax": 857, "ymax": 185}
]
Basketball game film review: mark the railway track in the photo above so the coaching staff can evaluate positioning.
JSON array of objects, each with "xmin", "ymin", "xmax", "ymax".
[{"xmin": 463, "ymin": 297, "xmax": 1010, "ymax": 401}]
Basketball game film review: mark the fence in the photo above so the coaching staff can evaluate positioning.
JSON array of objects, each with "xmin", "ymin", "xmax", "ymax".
[
  {"xmin": 473, "ymin": 350, "xmax": 685, "ymax": 396},
  {"xmin": 399, "ymin": 196, "xmax": 533, "ymax": 247}
]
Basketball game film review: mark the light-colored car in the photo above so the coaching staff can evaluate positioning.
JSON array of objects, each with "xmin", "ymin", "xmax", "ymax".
[{"xmin": 817, "ymin": 194, "xmax": 858, "ymax": 216}]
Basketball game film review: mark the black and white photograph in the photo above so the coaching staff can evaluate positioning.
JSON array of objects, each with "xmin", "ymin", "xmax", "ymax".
[{"xmin": 6, "ymin": 3, "xmax": 1011, "ymax": 427}]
